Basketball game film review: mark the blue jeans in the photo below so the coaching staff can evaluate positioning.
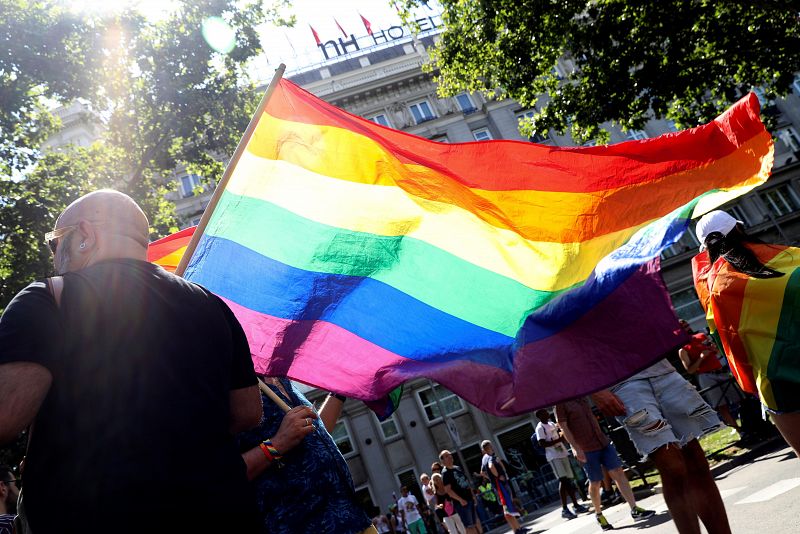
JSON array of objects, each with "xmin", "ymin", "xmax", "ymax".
[{"xmin": 454, "ymin": 499, "xmax": 477, "ymax": 528}]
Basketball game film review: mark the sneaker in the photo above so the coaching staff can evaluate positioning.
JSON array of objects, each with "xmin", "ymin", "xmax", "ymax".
[
  {"xmin": 562, "ymin": 508, "xmax": 577, "ymax": 520},
  {"xmin": 631, "ymin": 506, "xmax": 656, "ymax": 520},
  {"xmin": 596, "ymin": 514, "xmax": 614, "ymax": 530},
  {"xmin": 600, "ymin": 489, "xmax": 613, "ymax": 505},
  {"xmin": 573, "ymin": 503, "xmax": 589, "ymax": 514}
]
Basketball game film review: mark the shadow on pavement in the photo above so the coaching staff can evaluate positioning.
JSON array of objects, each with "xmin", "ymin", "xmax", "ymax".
[{"xmin": 611, "ymin": 511, "xmax": 673, "ymax": 530}]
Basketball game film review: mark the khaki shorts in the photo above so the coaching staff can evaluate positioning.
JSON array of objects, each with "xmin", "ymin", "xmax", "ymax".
[{"xmin": 549, "ymin": 456, "xmax": 574, "ymax": 479}]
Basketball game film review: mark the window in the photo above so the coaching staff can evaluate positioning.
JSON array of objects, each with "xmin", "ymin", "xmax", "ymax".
[
  {"xmin": 409, "ymin": 100, "xmax": 435, "ymax": 124},
  {"xmin": 760, "ymin": 184, "xmax": 800, "ymax": 218},
  {"xmin": 777, "ymin": 126, "xmax": 800, "ymax": 152},
  {"xmin": 671, "ymin": 287, "xmax": 705, "ymax": 324},
  {"xmin": 354, "ymin": 486, "xmax": 379, "ymax": 518},
  {"xmin": 369, "ymin": 114, "xmax": 391, "ymax": 127},
  {"xmin": 430, "ymin": 135, "xmax": 449, "ymax": 143},
  {"xmin": 455, "ymin": 93, "xmax": 476, "ymax": 113},
  {"xmin": 661, "ymin": 230, "xmax": 700, "ymax": 259},
  {"xmin": 517, "ymin": 111, "xmax": 547, "ymax": 142},
  {"xmin": 375, "ymin": 413, "xmax": 402, "ymax": 440},
  {"xmin": 331, "ymin": 420, "xmax": 355, "ymax": 456},
  {"xmin": 793, "ymin": 75, "xmax": 800, "ymax": 96},
  {"xmin": 624, "ymin": 129, "xmax": 648, "ymax": 141},
  {"xmin": 179, "ymin": 174, "xmax": 203, "ymax": 198},
  {"xmin": 460, "ymin": 442, "xmax": 484, "ymax": 477},
  {"xmin": 752, "ymin": 87, "xmax": 767, "ymax": 106},
  {"xmin": 417, "ymin": 384, "xmax": 465, "ymax": 422},
  {"xmin": 726, "ymin": 205, "xmax": 752, "ymax": 228},
  {"xmin": 665, "ymin": 120, "xmax": 680, "ymax": 132},
  {"xmin": 472, "ymin": 128, "xmax": 492, "ymax": 141},
  {"xmin": 496, "ymin": 422, "xmax": 546, "ymax": 471},
  {"xmin": 396, "ymin": 469, "xmax": 424, "ymax": 504}
]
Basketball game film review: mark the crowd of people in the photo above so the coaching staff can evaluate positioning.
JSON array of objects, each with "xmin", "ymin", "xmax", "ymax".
[
  {"xmin": 369, "ymin": 444, "xmax": 528, "ymax": 534},
  {"xmin": 0, "ymin": 193, "xmax": 797, "ymax": 534}
]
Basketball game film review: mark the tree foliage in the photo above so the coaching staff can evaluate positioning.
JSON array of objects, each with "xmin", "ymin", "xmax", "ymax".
[
  {"xmin": 400, "ymin": 0, "xmax": 800, "ymax": 142},
  {"xmin": 0, "ymin": 0, "xmax": 106, "ymax": 174},
  {"xmin": 0, "ymin": 0, "xmax": 293, "ymax": 310}
]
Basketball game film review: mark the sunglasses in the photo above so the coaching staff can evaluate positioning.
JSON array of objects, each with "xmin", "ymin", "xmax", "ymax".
[{"xmin": 44, "ymin": 225, "xmax": 79, "ymax": 255}]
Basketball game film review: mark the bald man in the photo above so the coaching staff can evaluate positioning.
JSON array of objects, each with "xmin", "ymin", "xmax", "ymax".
[{"xmin": 0, "ymin": 190, "xmax": 263, "ymax": 533}]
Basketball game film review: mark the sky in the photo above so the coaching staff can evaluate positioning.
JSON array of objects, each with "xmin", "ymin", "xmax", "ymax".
[
  {"xmin": 259, "ymin": 1, "xmax": 441, "ymax": 73},
  {"xmin": 62, "ymin": 0, "xmax": 442, "ymax": 76}
]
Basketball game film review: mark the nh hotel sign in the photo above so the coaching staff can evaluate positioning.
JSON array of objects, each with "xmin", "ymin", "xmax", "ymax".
[{"xmin": 314, "ymin": 14, "xmax": 442, "ymax": 61}]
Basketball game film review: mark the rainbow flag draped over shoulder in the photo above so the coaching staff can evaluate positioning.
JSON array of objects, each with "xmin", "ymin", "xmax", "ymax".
[
  {"xmin": 178, "ymin": 81, "xmax": 772, "ymax": 416},
  {"xmin": 692, "ymin": 246, "xmax": 800, "ymax": 412}
]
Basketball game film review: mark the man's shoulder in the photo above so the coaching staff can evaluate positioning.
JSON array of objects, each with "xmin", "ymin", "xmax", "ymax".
[{"xmin": 4, "ymin": 280, "xmax": 53, "ymax": 309}]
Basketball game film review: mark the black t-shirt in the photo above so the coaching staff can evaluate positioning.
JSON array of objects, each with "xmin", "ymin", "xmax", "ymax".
[
  {"xmin": 0, "ymin": 259, "xmax": 259, "ymax": 533},
  {"xmin": 441, "ymin": 465, "xmax": 472, "ymax": 501}
]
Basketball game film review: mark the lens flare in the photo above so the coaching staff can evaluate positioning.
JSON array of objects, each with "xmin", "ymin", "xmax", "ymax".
[{"xmin": 201, "ymin": 16, "xmax": 236, "ymax": 55}]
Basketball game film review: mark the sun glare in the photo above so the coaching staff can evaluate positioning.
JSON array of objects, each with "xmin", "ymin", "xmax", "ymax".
[{"xmin": 62, "ymin": 0, "xmax": 179, "ymax": 20}]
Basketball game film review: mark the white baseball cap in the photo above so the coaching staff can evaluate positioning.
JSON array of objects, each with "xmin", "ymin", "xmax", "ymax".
[{"xmin": 695, "ymin": 210, "xmax": 742, "ymax": 249}]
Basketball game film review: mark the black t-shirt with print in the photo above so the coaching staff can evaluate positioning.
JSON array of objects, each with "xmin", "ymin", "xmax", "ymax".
[
  {"xmin": 0, "ymin": 259, "xmax": 259, "ymax": 533},
  {"xmin": 442, "ymin": 465, "xmax": 473, "ymax": 501}
]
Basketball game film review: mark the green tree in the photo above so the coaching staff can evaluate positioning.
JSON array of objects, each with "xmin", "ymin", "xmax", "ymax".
[
  {"xmin": 0, "ymin": 0, "xmax": 106, "ymax": 175},
  {"xmin": 400, "ymin": 0, "xmax": 800, "ymax": 142},
  {"xmin": 0, "ymin": 0, "xmax": 293, "ymax": 310}
]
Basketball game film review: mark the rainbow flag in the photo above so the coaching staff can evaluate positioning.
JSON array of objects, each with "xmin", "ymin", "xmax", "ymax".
[
  {"xmin": 147, "ymin": 226, "xmax": 195, "ymax": 273},
  {"xmin": 693, "ymin": 246, "xmax": 800, "ymax": 412},
  {"xmin": 177, "ymin": 80, "xmax": 772, "ymax": 416}
]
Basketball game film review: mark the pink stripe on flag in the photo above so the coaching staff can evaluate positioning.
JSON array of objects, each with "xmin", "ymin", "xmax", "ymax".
[{"xmin": 221, "ymin": 297, "xmax": 515, "ymax": 410}]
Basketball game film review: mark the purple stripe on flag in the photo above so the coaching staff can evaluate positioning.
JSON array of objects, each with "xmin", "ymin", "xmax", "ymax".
[{"xmin": 506, "ymin": 260, "xmax": 688, "ymax": 414}]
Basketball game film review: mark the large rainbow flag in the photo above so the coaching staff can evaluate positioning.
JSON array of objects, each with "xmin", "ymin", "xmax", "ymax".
[
  {"xmin": 153, "ymin": 80, "xmax": 772, "ymax": 416},
  {"xmin": 693, "ymin": 246, "xmax": 800, "ymax": 413}
]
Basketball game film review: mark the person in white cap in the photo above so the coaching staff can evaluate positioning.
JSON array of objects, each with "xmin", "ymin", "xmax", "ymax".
[{"xmin": 692, "ymin": 210, "xmax": 800, "ymax": 457}]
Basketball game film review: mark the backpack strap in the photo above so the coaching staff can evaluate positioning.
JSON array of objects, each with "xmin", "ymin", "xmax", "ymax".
[{"xmin": 46, "ymin": 276, "xmax": 64, "ymax": 308}]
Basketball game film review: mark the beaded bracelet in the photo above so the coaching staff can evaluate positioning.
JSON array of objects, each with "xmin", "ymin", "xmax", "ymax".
[{"xmin": 259, "ymin": 439, "xmax": 283, "ymax": 463}]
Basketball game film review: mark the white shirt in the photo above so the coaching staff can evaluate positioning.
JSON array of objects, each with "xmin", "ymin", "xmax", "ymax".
[
  {"xmin": 398, "ymin": 494, "xmax": 422, "ymax": 524},
  {"xmin": 420, "ymin": 482, "xmax": 436, "ymax": 506},
  {"xmin": 535, "ymin": 420, "xmax": 569, "ymax": 461}
]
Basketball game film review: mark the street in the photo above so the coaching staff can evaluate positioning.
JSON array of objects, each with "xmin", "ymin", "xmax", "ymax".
[{"xmin": 500, "ymin": 444, "xmax": 800, "ymax": 534}]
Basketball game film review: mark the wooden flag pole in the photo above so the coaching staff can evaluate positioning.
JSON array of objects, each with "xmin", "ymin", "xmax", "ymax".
[
  {"xmin": 258, "ymin": 379, "xmax": 292, "ymax": 413},
  {"xmin": 174, "ymin": 63, "xmax": 286, "ymax": 277},
  {"xmin": 171, "ymin": 64, "xmax": 291, "ymax": 414}
]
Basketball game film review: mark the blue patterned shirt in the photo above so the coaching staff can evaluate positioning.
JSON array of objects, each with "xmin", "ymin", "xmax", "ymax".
[{"xmin": 239, "ymin": 379, "xmax": 372, "ymax": 534}]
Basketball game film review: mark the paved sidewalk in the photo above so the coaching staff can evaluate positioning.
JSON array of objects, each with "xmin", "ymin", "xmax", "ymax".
[{"xmin": 484, "ymin": 435, "xmax": 788, "ymax": 534}]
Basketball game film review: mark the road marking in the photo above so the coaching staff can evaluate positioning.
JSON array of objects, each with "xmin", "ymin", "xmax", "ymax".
[
  {"xmin": 735, "ymin": 478, "xmax": 800, "ymax": 504},
  {"xmin": 719, "ymin": 486, "xmax": 746, "ymax": 499}
]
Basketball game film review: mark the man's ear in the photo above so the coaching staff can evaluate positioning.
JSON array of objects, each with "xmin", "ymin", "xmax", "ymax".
[{"xmin": 77, "ymin": 219, "xmax": 98, "ymax": 252}]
